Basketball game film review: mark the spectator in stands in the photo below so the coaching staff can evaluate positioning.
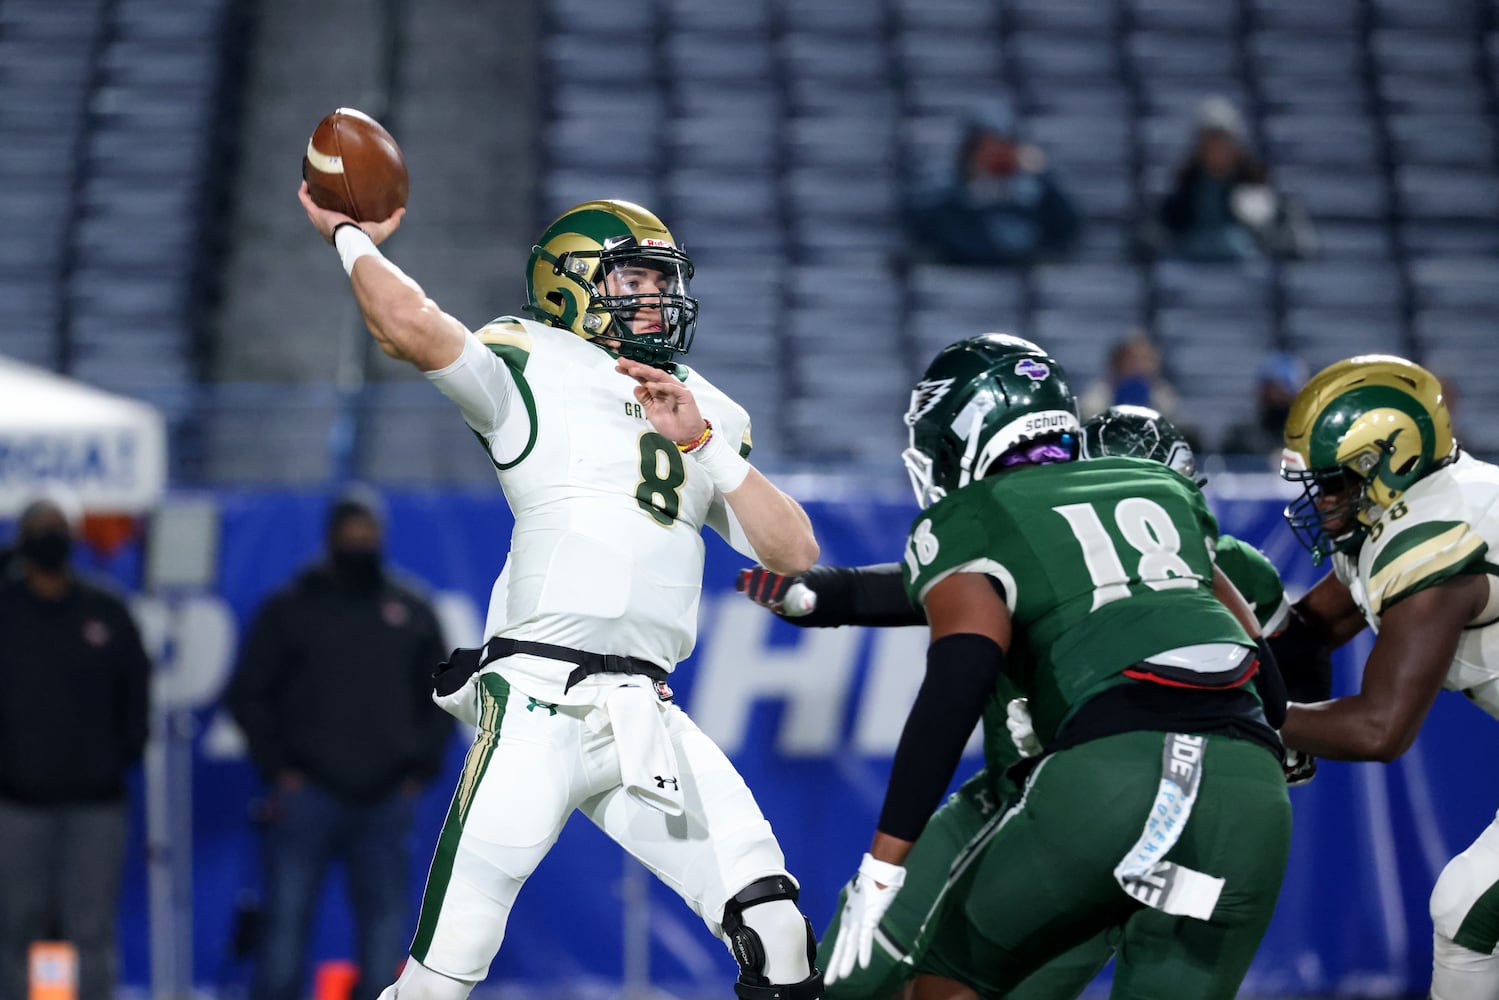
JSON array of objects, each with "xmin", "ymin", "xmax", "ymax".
[
  {"xmin": 226, "ymin": 490, "xmax": 451, "ymax": 1000},
  {"xmin": 1223, "ymin": 352, "xmax": 1310, "ymax": 457},
  {"xmin": 1077, "ymin": 331, "xmax": 1181, "ymax": 420},
  {"xmin": 1151, "ymin": 97, "xmax": 1314, "ymax": 261},
  {"xmin": 903, "ymin": 98, "xmax": 1081, "ymax": 266},
  {"xmin": 0, "ymin": 495, "xmax": 150, "ymax": 1000}
]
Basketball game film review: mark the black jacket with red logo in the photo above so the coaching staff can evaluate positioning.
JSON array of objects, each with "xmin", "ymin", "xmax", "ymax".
[
  {"xmin": 0, "ymin": 576, "xmax": 151, "ymax": 804},
  {"xmin": 226, "ymin": 564, "xmax": 452, "ymax": 803}
]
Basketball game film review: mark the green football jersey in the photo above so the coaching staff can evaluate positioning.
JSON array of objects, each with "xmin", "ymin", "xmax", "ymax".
[
  {"xmin": 904, "ymin": 456, "xmax": 1252, "ymax": 745},
  {"xmin": 1215, "ymin": 535, "xmax": 1289, "ymax": 632},
  {"xmin": 974, "ymin": 534, "xmax": 1284, "ymax": 790}
]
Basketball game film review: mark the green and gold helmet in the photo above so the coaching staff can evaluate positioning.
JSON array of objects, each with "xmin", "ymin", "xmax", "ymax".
[
  {"xmin": 1081, "ymin": 405, "xmax": 1204, "ymax": 485},
  {"xmin": 1281, "ymin": 354, "xmax": 1455, "ymax": 562},
  {"xmin": 524, "ymin": 199, "xmax": 699, "ymax": 366},
  {"xmin": 902, "ymin": 333, "xmax": 1079, "ymax": 508}
]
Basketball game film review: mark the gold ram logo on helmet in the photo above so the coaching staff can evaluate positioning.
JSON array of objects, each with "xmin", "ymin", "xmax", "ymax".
[{"xmin": 1281, "ymin": 354, "xmax": 1454, "ymax": 561}]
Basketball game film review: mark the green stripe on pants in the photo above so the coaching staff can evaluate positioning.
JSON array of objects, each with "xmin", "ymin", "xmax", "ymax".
[
  {"xmin": 1454, "ymin": 876, "xmax": 1499, "ymax": 954},
  {"xmin": 410, "ymin": 673, "xmax": 510, "ymax": 964}
]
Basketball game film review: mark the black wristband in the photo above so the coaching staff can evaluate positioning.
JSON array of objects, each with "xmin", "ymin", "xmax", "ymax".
[{"xmin": 877, "ymin": 633, "xmax": 1005, "ymax": 841}]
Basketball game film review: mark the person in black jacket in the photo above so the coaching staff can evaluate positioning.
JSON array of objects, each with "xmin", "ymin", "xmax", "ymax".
[
  {"xmin": 0, "ymin": 497, "xmax": 151, "ymax": 1000},
  {"xmin": 226, "ymin": 493, "xmax": 451, "ymax": 1000},
  {"xmin": 904, "ymin": 99, "xmax": 1081, "ymax": 266},
  {"xmin": 1152, "ymin": 97, "xmax": 1314, "ymax": 261}
]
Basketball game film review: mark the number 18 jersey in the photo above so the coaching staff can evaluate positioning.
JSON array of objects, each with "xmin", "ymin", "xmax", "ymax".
[
  {"xmin": 903, "ymin": 456, "xmax": 1252, "ymax": 743},
  {"xmin": 427, "ymin": 317, "xmax": 754, "ymax": 697}
]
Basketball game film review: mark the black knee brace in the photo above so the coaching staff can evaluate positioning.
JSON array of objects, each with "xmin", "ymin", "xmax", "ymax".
[
  {"xmin": 732, "ymin": 969, "xmax": 823, "ymax": 1000},
  {"xmin": 721, "ymin": 875, "xmax": 823, "ymax": 1000}
]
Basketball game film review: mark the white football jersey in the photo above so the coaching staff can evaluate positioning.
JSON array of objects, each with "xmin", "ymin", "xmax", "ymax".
[
  {"xmin": 1333, "ymin": 451, "xmax": 1499, "ymax": 718},
  {"xmin": 427, "ymin": 317, "xmax": 755, "ymax": 701}
]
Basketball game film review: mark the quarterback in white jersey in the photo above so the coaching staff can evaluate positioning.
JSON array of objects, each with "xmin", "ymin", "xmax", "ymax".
[
  {"xmin": 299, "ymin": 188, "xmax": 824, "ymax": 1000},
  {"xmin": 442, "ymin": 313, "xmax": 758, "ymax": 701},
  {"xmin": 1274, "ymin": 356, "xmax": 1499, "ymax": 1000}
]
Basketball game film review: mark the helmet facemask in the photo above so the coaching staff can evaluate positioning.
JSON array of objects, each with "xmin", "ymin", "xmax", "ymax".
[
  {"xmin": 902, "ymin": 445, "xmax": 945, "ymax": 509},
  {"xmin": 531, "ymin": 238, "xmax": 699, "ymax": 367},
  {"xmin": 1282, "ymin": 450, "xmax": 1384, "ymax": 565},
  {"xmin": 1081, "ymin": 405, "xmax": 1205, "ymax": 487}
]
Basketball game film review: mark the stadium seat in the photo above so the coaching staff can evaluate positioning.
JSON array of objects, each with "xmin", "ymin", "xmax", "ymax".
[{"xmin": 1284, "ymin": 308, "xmax": 1408, "ymax": 371}]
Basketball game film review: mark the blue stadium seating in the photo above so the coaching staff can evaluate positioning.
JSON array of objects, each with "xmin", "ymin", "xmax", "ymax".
[{"xmin": 4, "ymin": 0, "xmax": 1495, "ymax": 481}]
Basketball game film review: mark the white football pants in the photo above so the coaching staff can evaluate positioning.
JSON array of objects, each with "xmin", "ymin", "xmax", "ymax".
[
  {"xmin": 398, "ymin": 670, "xmax": 796, "ymax": 987},
  {"xmin": 1431, "ymin": 810, "xmax": 1499, "ymax": 1000}
]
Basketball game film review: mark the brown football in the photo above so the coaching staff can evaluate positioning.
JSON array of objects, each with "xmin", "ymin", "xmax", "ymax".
[{"xmin": 302, "ymin": 108, "xmax": 409, "ymax": 222}]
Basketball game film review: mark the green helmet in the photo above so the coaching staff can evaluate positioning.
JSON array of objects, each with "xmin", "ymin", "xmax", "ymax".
[
  {"xmin": 524, "ymin": 199, "xmax": 699, "ymax": 366},
  {"xmin": 1281, "ymin": 354, "xmax": 1455, "ymax": 563},
  {"xmin": 902, "ymin": 333, "xmax": 1080, "ymax": 508},
  {"xmin": 1081, "ymin": 405, "xmax": 1203, "ymax": 485}
]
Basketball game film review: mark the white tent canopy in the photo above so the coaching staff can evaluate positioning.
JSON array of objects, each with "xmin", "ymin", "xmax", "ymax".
[{"xmin": 0, "ymin": 357, "xmax": 167, "ymax": 516}]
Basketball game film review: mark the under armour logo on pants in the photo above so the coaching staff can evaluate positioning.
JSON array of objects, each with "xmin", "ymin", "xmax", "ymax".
[{"xmin": 654, "ymin": 775, "xmax": 679, "ymax": 790}]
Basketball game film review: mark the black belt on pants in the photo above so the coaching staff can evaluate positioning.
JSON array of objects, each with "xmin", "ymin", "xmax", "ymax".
[{"xmin": 480, "ymin": 637, "xmax": 669, "ymax": 693}]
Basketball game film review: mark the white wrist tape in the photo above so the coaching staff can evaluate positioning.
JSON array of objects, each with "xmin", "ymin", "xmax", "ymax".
[
  {"xmin": 688, "ymin": 425, "xmax": 751, "ymax": 493},
  {"xmin": 334, "ymin": 224, "xmax": 380, "ymax": 276},
  {"xmin": 858, "ymin": 853, "xmax": 906, "ymax": 889}
]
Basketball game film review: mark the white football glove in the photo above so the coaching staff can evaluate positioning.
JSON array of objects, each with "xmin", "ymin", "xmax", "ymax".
[
  {"xmin": 826, "ymin": 853, "xmax": 906, "ymax": 984},
  {"xmin": 432, "ymin": 670, "xmax": 481, "ymax": 727},
  {"xmin": 1005, "ymin": 698, "xmax": 1042, "ymax": 759}
]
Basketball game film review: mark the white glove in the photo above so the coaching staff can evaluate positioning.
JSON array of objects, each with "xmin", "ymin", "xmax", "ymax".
[
  {"xmin": 1005, "ymin": 698, "xmax": 1042, "ymax": 759},
  {"xmin": 432, "ymin": 670, "xmax": 481, "ymax": 727},
  {"xmin": 826, "ymin": 853, "xmax": 906, "ymax": 984}
]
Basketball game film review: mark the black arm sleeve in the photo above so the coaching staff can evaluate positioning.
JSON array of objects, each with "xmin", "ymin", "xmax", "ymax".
[
  {"xmin": 1266, "ymin": 607, "xmax": 1334, "ymax": 704},
  {"xmin": 1252, "ymin": 636, "xmax": 1288, "ymax": 730},
  {"xmin": 877, "ymin": 633, "xmax": 1005, "ymax": 842},
  {"xmin": 787, "ymin": 563, "xmax": 926, "ymax": 629}
]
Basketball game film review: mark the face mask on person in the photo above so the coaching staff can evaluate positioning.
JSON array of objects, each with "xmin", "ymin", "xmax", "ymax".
[
  {"xmin": 19, "ymin": 530, "xmax": 72, "ymax": 572},
  {"xmin": 331, "ymin": 547, "xmax": 382, "ymax": 589}
]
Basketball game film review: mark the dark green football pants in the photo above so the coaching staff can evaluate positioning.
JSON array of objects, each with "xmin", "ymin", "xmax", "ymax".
[
  {"xmin": 919, "ymin": 731, "xmax": 1291, "ymax": 1000},
  {"xmin": 819, "ymin": 769, "xmax": 1113, "ymax": 1000}
]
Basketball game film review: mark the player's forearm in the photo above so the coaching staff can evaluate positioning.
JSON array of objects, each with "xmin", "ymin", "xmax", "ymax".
[
  {"xmin": 348, "ymin": 255, "xmax": 466, "ymax": 371},
  {"xmin": 877, "ymin": 633, "xmax": 1003, "ymax": 843},
  {"xmin": 1280, "ymin": 698, "xmax": 1409, "ymax": 762},
  {"xmin": 868, "ymin": 831, "xmax": 915, "ymax": 870},
  {"xmin": 723, "ymin": 469, "xmax": 819, "ymax": 575},
  {"xmin": 797, "ymin": 563, "xmax": 925, "ymax": 628},
  {"xmin": 1296, "ymin": 573, "xmax": 1368, "ymax": 647},
  {"xmin": 1289, "ymin": 581, "xmax": 1478, "ymax": 762}
]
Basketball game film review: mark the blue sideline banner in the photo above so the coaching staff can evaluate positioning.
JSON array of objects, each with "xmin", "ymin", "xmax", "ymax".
[{"xmin": 89, "ymin": 487, "xmax": 1497, "ymax": 997}]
